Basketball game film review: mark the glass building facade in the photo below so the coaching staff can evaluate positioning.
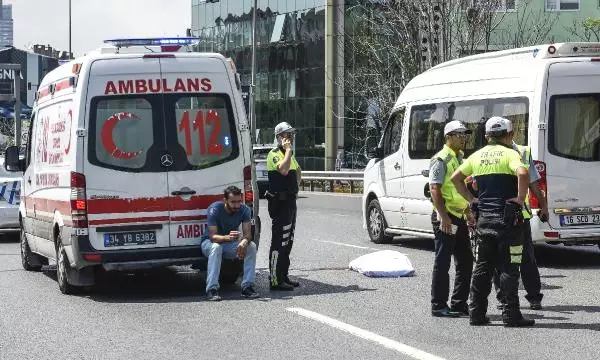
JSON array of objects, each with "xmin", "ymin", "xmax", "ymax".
[{"xmin": 191, "ymin": 0, "xmax": 327, "ymax": 170}]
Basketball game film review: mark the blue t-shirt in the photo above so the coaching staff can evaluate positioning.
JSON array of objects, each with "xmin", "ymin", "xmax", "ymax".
[{"xmin": 204, "ymin": 201, "xmax": 251, "ymax": 240}]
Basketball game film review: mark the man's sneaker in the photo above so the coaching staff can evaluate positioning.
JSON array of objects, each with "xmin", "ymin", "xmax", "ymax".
[
  {"xmin": 529, "ymin": 301, "xmax": 542, "ymax": 310},
  {"xmin": 431, "ymin": 307, "xmax": 461, "ymax": 317},
  {"xmin": 284, "ymin": 277, "xmax": 300, "ymax": 287},
  {"xmin": 241, "ymin": 286, "xmax": 260, "ymax": 298},
  {"xmin": 206, "ymin": 289, "xmax": 222, "ymax": 301},
  {"xmin": 469, "ymin": 316, "xmax": 491, "ymax": 326},
  {"xmin": 270, "ymin": 282, "xmax": 295, "ymax": 291}
]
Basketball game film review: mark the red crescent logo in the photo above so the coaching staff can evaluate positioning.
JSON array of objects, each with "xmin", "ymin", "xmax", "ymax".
[
  {"xmin": 100, "ymin": 112, "xmax": 143, "ymax": 159},
  {"xmin": 64, "ymin": 109, "xmax": 73, "ymax": 155}
]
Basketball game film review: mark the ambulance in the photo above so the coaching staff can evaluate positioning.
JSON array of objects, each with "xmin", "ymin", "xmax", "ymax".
[
  {"xmin": 3, "ymin": 38, "xmax": 260, "ymax": 294},
  {"xmin": 363, "ymin": 42, "xmax": 600, "ymax": 249}
]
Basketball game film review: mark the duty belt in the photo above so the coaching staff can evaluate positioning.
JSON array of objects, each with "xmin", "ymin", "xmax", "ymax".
[{"xmin": 265, "ymin": 190, "xmax": 297, "ymax": 200}]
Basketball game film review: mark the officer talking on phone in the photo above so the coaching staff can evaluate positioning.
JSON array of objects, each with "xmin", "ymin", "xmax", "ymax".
[
  {"xmin": 265, "ymin": 122, "xmax": 302, "ymax": 291},
  {"xmin": 428, "ymin": 120, "xmax": 474, "ymax": 317}
]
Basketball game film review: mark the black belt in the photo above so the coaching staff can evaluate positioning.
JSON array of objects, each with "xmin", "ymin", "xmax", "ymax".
[{"xmin": 265, "ymin": 190, "xmax": 297, "ymax": 200}]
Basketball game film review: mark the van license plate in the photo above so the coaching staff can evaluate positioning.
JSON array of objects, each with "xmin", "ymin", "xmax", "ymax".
[
  {"xmin": 103, "ymin": 231, "xmax": 156, "ymax": 247},
  {"xmin": 560, "ymin": 214, "xmax": 600, "ymax": 226}
]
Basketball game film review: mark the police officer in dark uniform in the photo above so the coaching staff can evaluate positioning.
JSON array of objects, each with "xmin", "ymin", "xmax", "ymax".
[
  {"xmin": 265, "ymin": 122, "xmax": 301, "ymax": 291},
  {"xmin": 451, "ymin": 116, "xmax": 535, "ymax": 327}
]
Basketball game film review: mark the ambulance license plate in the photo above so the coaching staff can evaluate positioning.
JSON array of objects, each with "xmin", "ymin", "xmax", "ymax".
[
  {"xmin": 560, "ymin": 214, "xmax": 600, "ymax": 226},
  {"xmin": 103, "ymin": 231, "xmax": 156, "ymax": 247}
]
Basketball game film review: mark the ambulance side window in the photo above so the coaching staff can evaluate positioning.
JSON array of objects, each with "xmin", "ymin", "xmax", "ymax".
[
  {"xmin": 89, "ymin": 97, "xmax": 154, "ymax": 171},
  {"xmin": 383, "ymin": 109, "xmax": 404, "ymax": 157},
  {"xmin": 25, "ymin": 113, "xmax": 35, "ymax": 168}
]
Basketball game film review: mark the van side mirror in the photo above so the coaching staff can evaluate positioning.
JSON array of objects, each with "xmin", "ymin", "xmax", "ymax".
[{"xmin": 4, "ymin": 146, "xmax": 23, "ymax": 172}]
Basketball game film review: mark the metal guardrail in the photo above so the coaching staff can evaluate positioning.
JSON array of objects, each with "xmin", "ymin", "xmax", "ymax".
[{"xmin": 300, "ymin": 170, "xmax": 364, "ymax": 194}]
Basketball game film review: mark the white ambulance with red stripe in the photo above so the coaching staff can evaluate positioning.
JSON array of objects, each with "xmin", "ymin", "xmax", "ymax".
[{"xmin": 3, "ymin": 38, "xmax": 260, "ymax": 294}]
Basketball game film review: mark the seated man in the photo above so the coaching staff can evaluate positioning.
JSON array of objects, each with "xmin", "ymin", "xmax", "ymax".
[{"xmin": 201, "ymin": 186, "xmax": 259, "ymax": 301}]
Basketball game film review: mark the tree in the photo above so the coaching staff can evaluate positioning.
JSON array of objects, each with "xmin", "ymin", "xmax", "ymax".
[
  {"xmin": 494, "ymin": 0, "xmax": 558, "ymax": 49},
  {"xmin": 566, "ymin": 17, "xmax": 600, "ymax": 42}
]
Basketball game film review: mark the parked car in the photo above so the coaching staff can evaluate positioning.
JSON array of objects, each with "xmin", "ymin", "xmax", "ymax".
[
  {"xmin": 0, "ymin": 157, "xmax": 20, "ymax": 235},
  {"xmin": 253, "ymin": 144, "xmax": 273, "ymax": 198}
]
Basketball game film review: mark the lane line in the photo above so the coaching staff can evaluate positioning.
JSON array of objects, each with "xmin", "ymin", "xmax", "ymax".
[
  {"xmin": 317, "ymin": 240, "xmax": 377, "ymax": 251},
  {"xmin": 287, "ymin": 307, "xmax": 446, "ymax": 360}
]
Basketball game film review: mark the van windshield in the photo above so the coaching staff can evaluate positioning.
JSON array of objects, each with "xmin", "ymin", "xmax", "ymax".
[
  {"xmin": 549, "ymin": 94, "xmax": 600, "ymax": 161},
  {"xmin": 89, "ymin": 94, "xmax": 238, "ymax": 172}
]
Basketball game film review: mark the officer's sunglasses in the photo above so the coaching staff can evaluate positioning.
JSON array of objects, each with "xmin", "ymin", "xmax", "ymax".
[{"xmin": 449, "ymin": 131, "xmax": 469, "ymax": 138}]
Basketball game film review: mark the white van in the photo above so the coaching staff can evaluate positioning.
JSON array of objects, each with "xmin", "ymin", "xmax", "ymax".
[
  {"xmin": 4, "ymin": 38, "xmax": 260, "ymax": 294},
  {"xmin": 363, "ymin": 42, "xmax": 600, "ymax": 249}
]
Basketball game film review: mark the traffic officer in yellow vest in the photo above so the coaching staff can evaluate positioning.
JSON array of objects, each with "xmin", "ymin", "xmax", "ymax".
[
  {"xmin": 428, "ymin": 120, "xmax": 474, "ymax": 317},
  {"xmin": 265, "ymin": 122, "xmax": 302, "ymax": 291},
  {"xmin": 491, "ymin": 118, "xmax": 549, "ymax": 310},
  {"xmin": 451, "ymin": 116, "xmax": 535, "ymax": 327}
]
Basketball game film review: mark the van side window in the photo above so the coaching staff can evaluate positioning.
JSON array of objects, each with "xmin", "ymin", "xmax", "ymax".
[
  {"xmin": 408, "ymin": 97, "xmax": 529, "ymax": 159},
  {"xmin": 25, "ymin": 113, "xmax": 35, "ymax": 168},
  {"xmin": 383, "ymin": 109, "xmax": 404, "ymax": 157},
  {"xmin": 549, "ymin": 94, "xmax": 600, "ymax": 161}
]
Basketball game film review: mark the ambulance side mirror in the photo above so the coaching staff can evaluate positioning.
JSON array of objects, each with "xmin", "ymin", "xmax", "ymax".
[{"xmin": 4, "ymin": 146, "xmax": 23, "ymax": 172}]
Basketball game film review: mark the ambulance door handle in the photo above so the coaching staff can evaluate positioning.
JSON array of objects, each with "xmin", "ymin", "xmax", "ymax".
[
  {"xmin": 27, "ymin": 177, "xmax": 31, "ymax": 184},
  {"xmin": 172, "ymin": 190, "xmax": 196, "ymax": 196},
  {"xmin": 394, "ymin": 162, "xmax": 401, "ymax": 171}
]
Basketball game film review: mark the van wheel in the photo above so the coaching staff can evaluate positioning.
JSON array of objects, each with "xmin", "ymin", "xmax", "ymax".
[
  {"xmin": 21, "ymin": 228, "xmax": 46, "ymax": 271},
  {"xmin": 56, "ymin": 234, "xmax": 81, "ymax": 295},
  {"xmin": 367, "ymin": 199, "xmax": 393, "ymax": 244}
]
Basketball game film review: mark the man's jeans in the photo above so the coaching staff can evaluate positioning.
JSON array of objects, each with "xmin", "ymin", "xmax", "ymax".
[{"xmin": 201, "ymin": 239, "xmax": 257, "ymax": 293}]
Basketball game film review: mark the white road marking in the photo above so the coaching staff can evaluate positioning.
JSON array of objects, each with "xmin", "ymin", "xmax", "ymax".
[
  {"xmin": 317, "ymin": 240, "xmax": 378, "ymax": 251},
  {"xmin": 287, "ymin": 308, "xmax": 446, "ymax": 360},
  {"xmin": 305, "ymin": 210, "xmax": 350, "ymax": 217}
]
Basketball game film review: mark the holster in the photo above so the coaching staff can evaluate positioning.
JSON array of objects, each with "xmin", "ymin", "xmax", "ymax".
[{"xmin": 503, "ymin": 201, "xmax": 524, "ymax": 227}]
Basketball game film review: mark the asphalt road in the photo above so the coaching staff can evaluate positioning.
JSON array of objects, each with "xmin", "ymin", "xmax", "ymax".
[{"xmin": 2, "ymin": 192, "xmax": 600, "ymax": 360}]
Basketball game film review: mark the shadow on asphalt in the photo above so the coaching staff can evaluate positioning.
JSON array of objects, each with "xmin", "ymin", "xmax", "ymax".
[
  {"xmin": 42, "ymin": 267, "xmax": 375, "ymax": 303},
  {"xmin": 485, "ymin": 313, "xmax": 600, "ymax": 331},
  {"xmin": 534, "ymin": 244, "xmax": 600, "ymax": 269},
  {"xmin": 384, "ymin": 237, "xmax": 600, "ymax": 269}
]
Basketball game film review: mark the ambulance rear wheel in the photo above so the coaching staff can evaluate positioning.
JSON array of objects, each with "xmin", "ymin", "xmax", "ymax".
[
  {"xmin": 56, "ymin": 234, "xmax": 82, "ymax": 295},
  {"xmin": 367, "ymin": 199, "xmax": 393, "ymax": 244}
]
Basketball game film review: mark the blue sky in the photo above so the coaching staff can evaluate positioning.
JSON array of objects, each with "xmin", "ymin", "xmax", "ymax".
[{"xmin": 6, "ymin": 0, "xmax": 191, "ymax": 56}]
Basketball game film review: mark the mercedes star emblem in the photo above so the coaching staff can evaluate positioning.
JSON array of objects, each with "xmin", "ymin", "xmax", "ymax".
[{"xmin": 161, "ymin": 154, "xmax": 174, "ymax": 167}]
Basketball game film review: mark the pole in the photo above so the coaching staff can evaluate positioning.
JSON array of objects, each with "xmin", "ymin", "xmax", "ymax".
[
  {"xmin": 250, "ymin": 0, "xmax": 257, "ymax": 144},
  {"xmin": 250, "ymin": 0, "xmax": 260, "ymax": 239},
  {"xmin": 68, "ymin": 0, "xmax": 71, "ymax": 55},
  {"xmin": 14, "ymin": 69, "xmax": 20, "ymax": 148}
]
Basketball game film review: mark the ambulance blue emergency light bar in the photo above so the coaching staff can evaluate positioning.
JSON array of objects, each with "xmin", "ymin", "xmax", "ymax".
[{"xmin": 103, "ymin": 37, "xmax": 200, "ymax": 48}]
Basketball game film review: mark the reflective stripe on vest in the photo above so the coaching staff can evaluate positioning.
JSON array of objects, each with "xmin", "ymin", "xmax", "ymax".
[
  {"xmin": 430, "ymin": 145, "xmax": 468, "ymax": 219},
  {"xmin": 515, "ymin": 144, "xmax": 533, "ymax": 220}
]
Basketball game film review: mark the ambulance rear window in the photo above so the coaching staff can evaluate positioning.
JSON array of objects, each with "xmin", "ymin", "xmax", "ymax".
[
  {"xmin": 91, "ymin": 97, "xmax": 154, "ymax": 170},
  {"xmin": 174, "ymin": 95, "xmax": 236, "ymax": 169}
]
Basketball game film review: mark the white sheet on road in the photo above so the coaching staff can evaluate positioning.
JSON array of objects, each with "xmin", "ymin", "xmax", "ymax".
[{"xmin": 349, "ymin": 250, "xmax": 415, "ymax": 277}]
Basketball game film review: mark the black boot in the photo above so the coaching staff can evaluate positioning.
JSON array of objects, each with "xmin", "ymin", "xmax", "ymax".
[
  {"xmin": 284, "ymin": 276, "xmax": 300, "ymax": 287},
  {"xmin": 502, "ymin": 309, "xmax": 535, "ymax": 327}
]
